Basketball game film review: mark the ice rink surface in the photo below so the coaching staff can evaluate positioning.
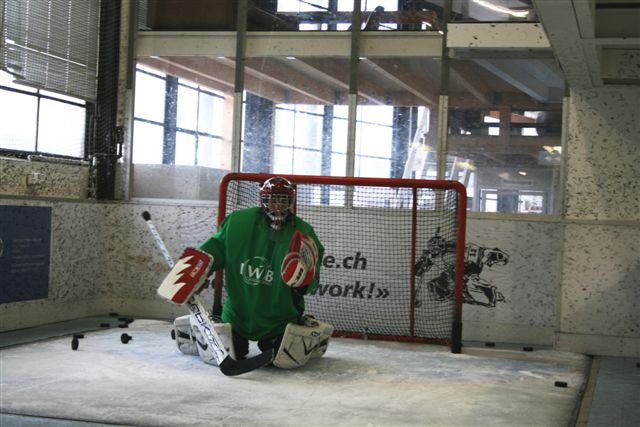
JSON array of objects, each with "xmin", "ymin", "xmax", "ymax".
[{"xmin": 0, "ymin": 318, "xmax": 589, "ymax": 427}]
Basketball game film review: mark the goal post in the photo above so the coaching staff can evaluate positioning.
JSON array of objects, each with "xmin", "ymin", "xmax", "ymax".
[{"xmin": 217, "ymin": 173, "xmax": 467, "ymax": 353}]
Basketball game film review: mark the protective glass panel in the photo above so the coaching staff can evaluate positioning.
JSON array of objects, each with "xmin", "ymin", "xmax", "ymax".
[
  {"xmin": 451, "ymin": 0, "xmax": 538, "ymax": 22},
  {"xmin": 131, "ymin": 61, "xmax": 234, "ymax": 200},
  {"xmin": 446, "ymin": 57, "xmax": 564, "ymax": 214},
  {"xmin": 138, "ymin": 1, "xmax": 444, "ymax": 32}
]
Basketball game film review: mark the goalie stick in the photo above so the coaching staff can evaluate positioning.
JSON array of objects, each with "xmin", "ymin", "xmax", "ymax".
[{"xmin": 141, "ymin": 211, "xmax": 274, "ymax": 376}]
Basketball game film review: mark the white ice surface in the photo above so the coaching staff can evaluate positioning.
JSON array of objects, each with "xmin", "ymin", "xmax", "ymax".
[{"xmin": 0, "ymin": 319, "xmax": 588, "ymax": 427}]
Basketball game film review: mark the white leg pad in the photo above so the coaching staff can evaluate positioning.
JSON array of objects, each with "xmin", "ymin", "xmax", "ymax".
[
  {"xmin": 273, "ymin": 319, "xmax": 334, "ymax": 369},
  {"xmin": 189, "ymin": 316, "xmax": 236, "ymax": 366},
  {"xmin": 173, "ymin": 314, "xmax": 197, "ymax": 355}
]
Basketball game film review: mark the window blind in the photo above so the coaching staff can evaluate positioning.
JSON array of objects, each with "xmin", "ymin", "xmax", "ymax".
[{"xmin": 0, "ymin": 0, "xmax": 100, "ymax": 101}]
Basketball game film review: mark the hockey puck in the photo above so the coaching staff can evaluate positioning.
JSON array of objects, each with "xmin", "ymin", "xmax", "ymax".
[
  {"xmin": 523, "ymin": 346, "xmax": 534, "ymax": 352},
  {"xmin": 485, "ymin": 342, "xmax": 495, "ymax": 347},
  {"xmin": 73, "ymin": 333, "xmax": 85, "ymax": 339},
  {"xmin": 121, "ymin": 333, "xmax": 132, "ymax": 344},
  {"xmin": 71, "ymin": 338, "xmax": 79, "ymax": 350},
  {"xmin": 100, "ymin": 323, "xmax": 110, "ymax": 328},
  {"xmin": 554, "ymin": 381, "xmax": 568, "ymax": 388}
]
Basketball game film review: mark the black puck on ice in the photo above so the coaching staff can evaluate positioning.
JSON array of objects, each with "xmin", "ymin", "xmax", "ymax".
[
  {"xmin": 485, "ymin": 342, "xmax": 495, "ymax": 347},
  {"xmin": 554, "ymin": 381, "xmax": 568, "ymax": 388},
  {"xmin": 121, "ymin": 333, "xmax": 132, "ymax": 344},
  {"xmin": 523, "ymin": 346, "xmax": 534, "ymax": 352},
  {"xmin": 100, "ymin": 323, "xmax": 110, "ymax": 328},
  {"xmin": 71, "ymin": 338, "xmax": 79, "ymax": 350}
]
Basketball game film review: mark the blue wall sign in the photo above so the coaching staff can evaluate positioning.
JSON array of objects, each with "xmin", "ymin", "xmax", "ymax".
[{"xmin": 0, "ymin": 206, "xmax": 52, "ymax": 303}]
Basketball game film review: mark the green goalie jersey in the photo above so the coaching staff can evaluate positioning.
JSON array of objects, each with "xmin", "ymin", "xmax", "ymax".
[{"xmin": 198, "ymin": 207, "xmax": 324, "ymax": 341}]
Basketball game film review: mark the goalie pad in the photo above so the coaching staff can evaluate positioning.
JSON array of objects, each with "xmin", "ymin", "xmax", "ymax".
[
  {"xmin": 273, "ymin": 316, "xmax": 334, "ymax": 369},
  {"xmin": 281, "ymin": 230, "xmax": 319, "ymax": 288},
  {"xmin": 173, "ymin": 314, "xmax": 197, "ymax": 355},
  {"xmin": 190, "ymin": 317, "xmax": 236, "ymax": 366},
  {"xmin": 158, "ymin": 248, "xmax": 212, "ymax": 305}
]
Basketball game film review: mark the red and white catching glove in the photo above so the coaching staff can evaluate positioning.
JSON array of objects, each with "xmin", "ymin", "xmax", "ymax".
[
  {"xmin": 157, "ymin": 248, "xmax": 213, "ymax": 304},
  {"xmin": 281, "ymin": 230, "xmax": 319, "ymax": 288}
]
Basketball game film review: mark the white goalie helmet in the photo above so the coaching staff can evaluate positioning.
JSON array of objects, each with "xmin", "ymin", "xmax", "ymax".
[{"xmin": 260, "ymin": 176, "xmax": 295, "ymax": 230}]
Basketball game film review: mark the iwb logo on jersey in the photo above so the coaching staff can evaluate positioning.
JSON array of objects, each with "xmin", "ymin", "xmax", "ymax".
[{"xmin": 239, "ymin": 256, "xmax": 274, "ymax": 286}]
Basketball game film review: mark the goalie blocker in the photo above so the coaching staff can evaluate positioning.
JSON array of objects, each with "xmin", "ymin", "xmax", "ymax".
[{"xmin": 157, "ymin": 247, "xmax": 212, "ymax": 304}]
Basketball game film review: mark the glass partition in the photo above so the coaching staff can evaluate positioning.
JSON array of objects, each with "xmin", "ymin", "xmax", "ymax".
[
  {"xmin": 445, "ymin": 57, "xmax": 564, "ymax": 214},
  {"xmin": 140, "ymin": 0, "xmax": 444, "ymax": 32},
  {"xmin": 140, "ymin": 1, "xmax": 536, "ymax": 32},
  {"xmin": 131, "ymin": 61, "xmax": 234, "ymax": 200},
  {"xmin": 451, "ymin": 0, "xmax": 538, "ymax": 22},
  {"xmin": 134, "ymin": 0, "xmax": 563, "ymax": 216}
]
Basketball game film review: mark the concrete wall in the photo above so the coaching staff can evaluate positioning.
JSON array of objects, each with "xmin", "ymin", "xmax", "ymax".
[
  {"xmin": 0, "ymin": 197, "xmax": 215, "ymax": 330},
  {"xmin": 1, "ymin": 87, "xmax": 638, "ymax": 357},
  {"xmin": 0, "ymin": 157, "xmax": 89, "ymax": 199},
  {"xmin": 0, "ymin": 195, "xmax": 561, "ymax": 346},
  {"xmin": 555, "ymin": 88, "xmax": 640, "ymax": 356}
]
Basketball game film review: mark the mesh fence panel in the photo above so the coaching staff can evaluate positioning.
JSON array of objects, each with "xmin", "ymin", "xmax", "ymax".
[{"xmin": 219, "ymin": 174, "xmax": 465, "ymax": 348}]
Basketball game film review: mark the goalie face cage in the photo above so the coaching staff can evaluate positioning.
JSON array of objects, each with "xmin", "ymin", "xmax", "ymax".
[{"xmin": 217, "ymin": 173, "xmax": 467, "ymax": 353}]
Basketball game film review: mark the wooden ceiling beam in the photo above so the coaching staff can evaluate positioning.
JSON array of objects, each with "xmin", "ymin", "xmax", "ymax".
[
  {"xmin": 296, "ymin": 58, "xmax": 388, "ymax": 105},
  {"xmin": 449, "ymin": 60, "xmax": 495, "ymax": 106},
  {"xmin": 447, "ymin": 135, "xmax": 558, "ymax": 156},
  {"xmin": 142, "ymin": 56, "xmax": 324, "ymax": 104},
  {"xmin": 239, "ymin": 57, "xmax": 339, "ymax": 104},
  {"xmin": 364, "ymin": 58, "xmax": 439, "ymax": 106}
]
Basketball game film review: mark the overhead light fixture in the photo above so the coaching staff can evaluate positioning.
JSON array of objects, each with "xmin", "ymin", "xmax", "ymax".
[
  {"xmin": 411, "ymin": 142, "xmax": 432, "ymax": 152},
  {"xmin": 472, "ymin": 0, "xmax": 530, "ymax": 18},
  {"xmin": 456, "ymin": 161, "xmax": 476, "ymax": 171},
  {"xmin": 543, "ymin": 145, "xmax": 562, "ymax": 154}
]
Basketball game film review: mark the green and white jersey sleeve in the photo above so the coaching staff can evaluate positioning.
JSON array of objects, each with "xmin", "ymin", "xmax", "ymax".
[{"xmin": 198, "ymin": 207, "xmax": 324, "ymax": 341}]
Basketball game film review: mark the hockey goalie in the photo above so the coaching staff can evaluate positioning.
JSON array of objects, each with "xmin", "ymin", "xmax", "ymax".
[{"xmin": 157, "ymin": 177, "xmax": 334, "ymax": 371}]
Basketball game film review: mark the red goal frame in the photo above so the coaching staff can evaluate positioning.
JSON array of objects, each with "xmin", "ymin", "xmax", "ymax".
[{"xmin": 216, "ymin": 173, "xmax": 467, "ymax": 353}]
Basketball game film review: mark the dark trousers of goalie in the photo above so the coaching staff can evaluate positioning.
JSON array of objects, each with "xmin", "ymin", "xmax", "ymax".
[{"xmin": 0, "ymin": 316, "xmax": 638, "ymax": 427}]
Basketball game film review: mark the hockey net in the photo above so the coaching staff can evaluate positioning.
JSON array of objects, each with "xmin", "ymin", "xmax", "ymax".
[{"xmin": 217, "ymin": 173, "xmax": 467, "ymax": 352}]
